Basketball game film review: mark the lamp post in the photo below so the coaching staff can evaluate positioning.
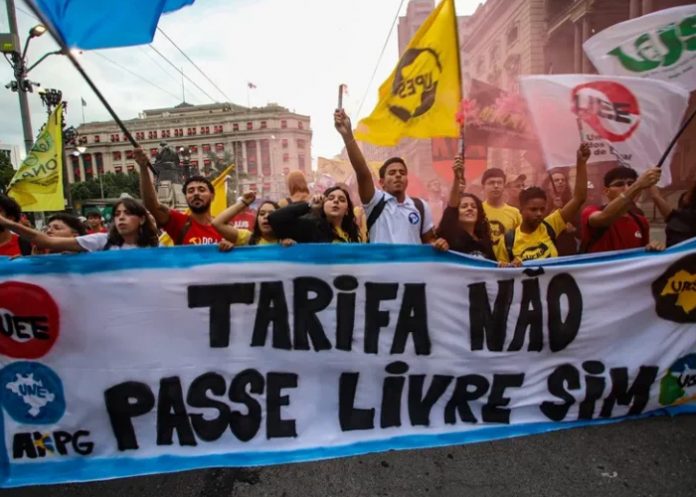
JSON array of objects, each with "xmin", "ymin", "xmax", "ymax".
[{"xmin": 3, "ymin": 1, "xmax": 67, "ymax": 154}]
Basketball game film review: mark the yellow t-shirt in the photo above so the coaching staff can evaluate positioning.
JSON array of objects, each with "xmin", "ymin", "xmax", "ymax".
[
  {"xmin": 497, "ymin": 210, "xmax": 567, "ymax": 263},
  {"xmin": 236, "ymin": 229, "xmax": 278, "ymax": 246},
  {"xmin": 483, "ymin": 202, "xmax": 522, "ymax": 245},
  {"xmin": 333, "ymin": 227, "xmax": 351, "ymax": 243}
]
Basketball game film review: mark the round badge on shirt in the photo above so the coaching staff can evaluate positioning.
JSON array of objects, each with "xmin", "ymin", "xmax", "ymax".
[{"xmin": 408, "ymin": 212, "xmax": 420, "ymax": 225}]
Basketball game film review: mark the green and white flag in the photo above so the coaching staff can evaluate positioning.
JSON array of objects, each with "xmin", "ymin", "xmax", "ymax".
[{"xmin": 583, "ymin": 5, "xmax": 696, "ymax": 91}]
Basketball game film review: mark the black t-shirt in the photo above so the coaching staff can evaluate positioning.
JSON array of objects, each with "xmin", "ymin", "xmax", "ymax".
[
  {"xmin": 438, "ymin": 206, "xmax": 496, "ymax": 260},
  {"xmin": 666, "ymin": 207, "xmax": 696, "ymax": 247}
]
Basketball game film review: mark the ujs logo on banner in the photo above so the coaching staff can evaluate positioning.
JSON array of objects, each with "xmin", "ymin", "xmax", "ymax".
[
  {"xmin": 652, "ymin": 253, "xmax": 696, "ymax": 323},
  {"xmin": 0, "ymin": 281, "xmax": 60, "ymax": 359},
  {"xmin": 660, "ymin": 354, "xmax": 696, "ymax": 406}
]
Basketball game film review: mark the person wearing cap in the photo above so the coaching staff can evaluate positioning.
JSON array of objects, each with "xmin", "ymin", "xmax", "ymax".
[
  {"xmin": 85, "ymin": 208, "xmax": 107, "ymax": 234},
  {"xmin": 481, "ymin": 168, "xmax": 521, "ymax": 249},
  {"xmin": 580, "ymin": 165, "xmax": 664, "ymax": 253},
  {"xmin": 504, "ymin": 174, "xmax": 526, "ymax": 209}
]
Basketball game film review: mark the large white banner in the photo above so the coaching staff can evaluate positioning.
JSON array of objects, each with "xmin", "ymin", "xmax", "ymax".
[
  {"xmin": 520, "ymin": 75, "xmax": 689, "ymax": 185},
  {"xmin": 583, "ymin": 6, "xmax": 696, "ymax": 91},
  {"xmin": 0, "ymin": 243, "xmax": 695, "ymax": 487}
]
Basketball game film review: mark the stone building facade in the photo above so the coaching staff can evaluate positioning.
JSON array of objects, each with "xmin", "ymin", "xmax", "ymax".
[{"xmin": 66, "ymin": 102, "xmax": 312, "ymax": 199}]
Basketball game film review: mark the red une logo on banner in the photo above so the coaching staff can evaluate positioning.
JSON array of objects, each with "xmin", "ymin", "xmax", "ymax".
[
  {"xmin": 571, "ymin": 80, "xmax": 641, "ymax": 142},
  {"xmin": 0, "ymin": 282, "xmax": 60, "ymax": 359}
]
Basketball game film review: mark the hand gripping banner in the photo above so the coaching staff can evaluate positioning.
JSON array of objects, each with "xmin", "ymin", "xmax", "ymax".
[{"xmin": 0, "ymin": 243, "xmax": 695, "ymax": 487}]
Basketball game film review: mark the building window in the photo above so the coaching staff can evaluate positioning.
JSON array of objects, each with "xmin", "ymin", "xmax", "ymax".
[
  {"xmin": 150, "ymin": 148, "xmax": 158, "ymax": 157},
  {"xmin": 94, "ymin": 135, "xmax": 100, "ymax": 143},
  {"xmin": 297, "ymin": 139, "xmax": 305, "ymax": 150},
  {"xmin": 298, "ymin": 154, "xmax": 306, "ymax": 172},
  {"xmin": 71, "ymin": 155, "xmax": 81, "ymax": 181},
  {"xmin": 191, "ymin": 160, "xmax": 199, "ymax": 169},
  {"xmin": 260, "ymin": 121, "xmax": 267, "ymax": 129},
  {"xmin": 127, "ymin": 164, "xmax": 135, "ymax": 172},
  {"xmin": 246, "ymin": 121, "xmax": 253, "ymax": 130},
  {"xmin": 233, "ymin": 123, "xmax": 239, "ymax": 132},
  {"xmin": 135, "ymin": 131, "xmax": 144, "ymax": 141},
  {"xmin": 298, "ymin": 121, "xmax": 304, "ymax": 130},
  {"xmin": 149, "ymin": 130, "xmax": 158, "ymax": 139},
  {"xmin": 215, "ymin": 143, "xmax": 224, "ymax": 152},
  {"xmin": 174, "ymin": 129, "xmax": 181, "ymax": 137},
  {"xmin": 114, "ymin": 166, "xmax": 123, "ymax": 173},
  {"xmin": 246, "ymin": 141, "xmax": 257, "ymax": 176},
  {"xmin": 201, "ymin": 126, "xmax": 210, "ymax": 135},
  {"xmin": 110, "ymin": 134, "xmax": 120, "ymax": 142},
  {"xmin": 282, "ymin": 139, "xmax": 288, "ymax": 149},
  {"xmin": 162, "ymin": 129, "xmax": 171, "ymax": 138},
  {"xmin": 507, "ymin": 24, "xmax": 518, "ymax": 46},
  {"xmin": 260, "ymin": 139, "xmax": 271, "ymax": 176},
  {"xmin": 202, "ymin": 144, "xmax": 211, "ymax": 153},
  {"xmin": 283, "ymin": 153, "xmax": 289, "ymax": 162},
  {"xmin": 83, "ymin": 153, "xmax": 93, "ymax": 180},
  {"xmin": 112, "ymin": 151, "xmax": 122, "ymax": 161},
  {"xmin": 126, "ymin": 150, "xmax": 134, "ymax": 160},
  {"xmin": 281, "ymin": 120, "xmax": 287, "ymax": 129},
  {"xmin": 190, "ymin": 145, "xmax": 198, "ymax": 153},
  {"xmin": 214, "ymin": 125, "xmax": 223, "ymax": 133},
  {"xmin": 95, "ymin": 153, "xmax": 104, "ymax": 175}
]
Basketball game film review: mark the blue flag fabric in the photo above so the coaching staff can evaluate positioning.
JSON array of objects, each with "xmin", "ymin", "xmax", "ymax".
[{"xmin": 31, "ymin": 0, "xmax": 195, "ymax": 49}]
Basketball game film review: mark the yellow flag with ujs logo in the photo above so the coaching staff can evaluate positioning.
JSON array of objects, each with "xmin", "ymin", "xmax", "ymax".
[
  {"xmin": 355, "ymin": 0, "xmax": 461, "ymax": 146},
  {"xmin": 8, "ymin": 103, "xmax": 65, "ymax": 212}
]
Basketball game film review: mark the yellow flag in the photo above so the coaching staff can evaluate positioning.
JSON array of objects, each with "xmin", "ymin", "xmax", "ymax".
[
  {"xmin": 8, "ymin": 103, "xmax": 65, "ymax": 212},
  {"xmin": 159, "ymin": 164, "xmax": 234, "ymax": 246},
  {"xmin": 355, "ymin": 0, "xmax": 461, "ymax": 146}
]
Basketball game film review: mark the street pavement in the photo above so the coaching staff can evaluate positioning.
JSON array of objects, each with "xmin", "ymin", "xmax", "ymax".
[{"xmin": 1, "ymin": 413, "xmax": 694, "ymax": 497}]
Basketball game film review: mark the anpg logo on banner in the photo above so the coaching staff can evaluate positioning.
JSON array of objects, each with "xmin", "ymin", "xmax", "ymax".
[{"xmin": 0, "ymin": 281, "xmax": 60, "ymax": 359}]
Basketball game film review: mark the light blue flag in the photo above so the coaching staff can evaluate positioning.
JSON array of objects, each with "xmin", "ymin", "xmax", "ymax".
[{"xmin": 30, "ymin": 0, "xmax": 195, "ymax": 49}]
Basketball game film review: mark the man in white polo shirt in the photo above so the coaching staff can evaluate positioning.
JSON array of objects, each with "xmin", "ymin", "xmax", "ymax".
[{"xmin": 334, "ymin": 109, "xmax": 435, "ymax": 244}]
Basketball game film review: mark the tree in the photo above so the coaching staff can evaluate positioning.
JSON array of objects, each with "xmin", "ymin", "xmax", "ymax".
[
  {"xmin": 70, "ymin": 171, "xmax": 140, "ymax": 201},
  {"xmin": 0, "ymin": 153, "xmax": 16, "ymax": 194}
]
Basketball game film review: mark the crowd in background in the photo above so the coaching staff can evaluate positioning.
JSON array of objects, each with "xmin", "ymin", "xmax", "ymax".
[{"xmin": 0, "ymin": 108, "xmax": 694, "ymax": 264}]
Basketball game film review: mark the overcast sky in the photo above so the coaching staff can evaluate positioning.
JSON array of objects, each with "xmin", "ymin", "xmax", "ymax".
[{"xmin": 0, "ymin": 0, "xmax": 479, "ymax": 163}]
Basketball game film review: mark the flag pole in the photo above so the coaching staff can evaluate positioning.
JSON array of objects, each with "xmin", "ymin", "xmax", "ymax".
[
  {"xmin": 451, "ymin": 0, "xmax": 466, "ymax": 192},
  {"xmin": 656, "ymin": 107, "xmax": 696, "ymax": 168},
  {"xmin": 81, "ymin": 98, "xmax": 85, "ymax": 124},
  {"xmin": 25, "ymin": 0, "xmax": 157, "ymax": 177}
]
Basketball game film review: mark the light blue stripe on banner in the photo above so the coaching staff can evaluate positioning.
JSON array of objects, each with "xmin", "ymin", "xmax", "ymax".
[
  {"xmin": 2, "ymin": 404, "xmax": 695, "ymax": 488},
  {"xmin": 0, "ymin": 240, "xmax": 694, "ymax": 277}
]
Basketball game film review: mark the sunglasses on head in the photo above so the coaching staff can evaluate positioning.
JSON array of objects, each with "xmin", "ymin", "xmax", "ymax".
[{"xmin": 608, "ymin": 180, "xmax": 635, "ymax": 188}]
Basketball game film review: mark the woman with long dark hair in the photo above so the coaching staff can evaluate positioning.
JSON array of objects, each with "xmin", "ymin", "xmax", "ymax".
[
  {"xmin": 433, "ymin": 156, "xmax": 496, "ymax": 260},
  {"xmin": 213, "ymin": 193, "xmax": 291, "ymax": 249},
  {"xmin": 541, "ymin": 167, "xmax": 579, "ymax": 256},
  {"xmin": 268, "ymin": 185, "xmax": 362, "ymax": 243},
  {"xmin": 0, "ymin": 198, "xmax": 158, "ymax": 252}
]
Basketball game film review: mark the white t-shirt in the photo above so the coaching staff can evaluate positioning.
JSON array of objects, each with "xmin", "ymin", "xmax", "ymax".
[
  {"xmin": 75, "ymin": 233, "xmax": 138, "ymax": 252},
  {"xmin": 365, "ymin": 190, "xmax": 433, "ymax": 244}
]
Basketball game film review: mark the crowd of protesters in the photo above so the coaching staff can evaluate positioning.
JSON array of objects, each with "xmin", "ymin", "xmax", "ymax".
[{"xmin": 0, "ymin": 108, "xmax": 693, "ymax": 261}]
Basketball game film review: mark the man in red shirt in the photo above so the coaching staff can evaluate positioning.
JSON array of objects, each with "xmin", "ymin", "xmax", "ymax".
[
  {"xmin": 85, "ymin": 208, "xmax": 108, "ymax": 234},
  {"xmin": 581, "ymin": 166, "xmax": 663, "ymax": 254},
  {"xmin": 0, "ymin": 195, "xmax": 29, "ymax": 257},
  {"xmin": 134, "ymin": 148, "xmax": 222, "ymax": 245}
]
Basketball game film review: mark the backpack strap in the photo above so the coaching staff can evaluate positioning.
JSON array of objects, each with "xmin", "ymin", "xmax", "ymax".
[
  {"xmin": 411, "ymin": 197, "xmax": 426, "ymax": 235},
  {"xmin": 175, "ymin": 217, "xmax": 193, "ymax": 245},
  {"xmin": 541, "ymin": 220, "xmax": 557, "ymax": 243},
  {"xmin": 504, "ymin": 229, "xmax": 516, "ymax": 261},
  {"xmin": 366, "ymin": 196, "xmax": 387, "ymax": 232}
]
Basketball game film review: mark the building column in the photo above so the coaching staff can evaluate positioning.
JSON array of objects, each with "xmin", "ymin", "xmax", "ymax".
[
  {"xmin": 629, "ymin": 0, "xmax": 641, "ymax": 18},
  {"xmin": 574, "ymin": 22, "xmax": 582, "ymax": 73},
  {"xmin": 581, "ymin": 16, "xmax": 592, "ymax": 73},
  {"xmin": 641, "ymin": 0, "xmax": 653, "ymax": 16}
]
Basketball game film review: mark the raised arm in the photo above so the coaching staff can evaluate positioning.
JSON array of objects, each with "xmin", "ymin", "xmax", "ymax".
[
  {"xmin": 649, "ymin": 186, "xmax": 674, "ymax": 220},
  {"xmin": 134, "ymin": 147, "xmax": 170, "ymax": 226},
  {"xmin": 588, "ymin": 167, "xmax": 661, "ymax": 229},
  {"xmin": 448, "ymin": 155, "xmax": 465, "ymax": 208},
  {"xmin": 559, "ymin": 143, "xmax": 589, "ymax": 223},
  {"xmin": 267, "ymin": 198, "xmax": 317, "ymax": 243},
  {"xmin": 0, "ymin": 215, "xmax": 82, "ymax": 252},
  {"xmin": 212, "ymin": 192, "xmax": 255, "ymax": 243},
  {"xmin": 334, "ymin": 109, "xmax": 375, "ymax": 204}
]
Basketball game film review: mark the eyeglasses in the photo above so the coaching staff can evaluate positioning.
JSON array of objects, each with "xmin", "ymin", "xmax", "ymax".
[{"xmin": 608, "ymin": 180, "xmax": 635, "ymax": 188}]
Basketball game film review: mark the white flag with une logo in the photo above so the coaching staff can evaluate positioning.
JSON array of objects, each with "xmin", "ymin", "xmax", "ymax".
[
  {"xmin": 519, "ymin": 75, "xmax": 689, "ymax": 186},
  {"xmin": 583, "ymin": 5, "xmax": 696, "ymax": 91}
]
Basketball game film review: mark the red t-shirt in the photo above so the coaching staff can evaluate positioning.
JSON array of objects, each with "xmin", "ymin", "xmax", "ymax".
[
  {"xmin": 0, "ymin": 233, "xmax": 22, "ymax": 257},
  {"xmin": 581, "ymin": 205, "xmax": 649, "ymax": 253},
  {"xmin": 164, "ymin": 209, "xmax": 222, "ymax": 245},
  {"xmin": 88, "ymin": 227, "xmax": 108, "ymax": 234}
]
